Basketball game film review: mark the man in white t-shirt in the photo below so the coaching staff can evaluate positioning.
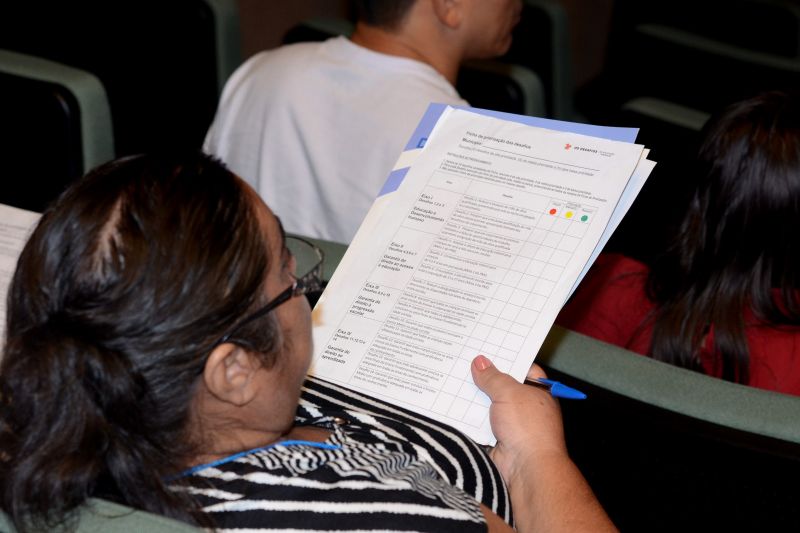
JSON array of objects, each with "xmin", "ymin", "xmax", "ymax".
[{"xmin": 205, "ymin": 0, "xmax": 522, "ymax": 243}]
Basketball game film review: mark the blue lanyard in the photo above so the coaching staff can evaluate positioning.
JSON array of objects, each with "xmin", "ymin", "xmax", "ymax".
[{"xmin": 169, "ymin": 440, "xmax": 341, "ymax": 480}]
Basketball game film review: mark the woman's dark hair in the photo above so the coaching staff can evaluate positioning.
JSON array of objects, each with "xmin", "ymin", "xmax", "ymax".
[
  {"xmin": 0, "ymin": 153, "xmax": 280, "ymax": 531},
  {"xmin": 647, "ymin": 90, "xmax": 800, "ymax": 383},
  {"xmin": 352, "ymin": 0, "xmax": 416, "ymax": 29}
]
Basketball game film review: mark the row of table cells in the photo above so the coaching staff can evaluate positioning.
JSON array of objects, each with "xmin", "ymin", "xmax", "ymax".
[{"xmin": 459, "ymin": 201, "xmax": 597, "ymax": 366}]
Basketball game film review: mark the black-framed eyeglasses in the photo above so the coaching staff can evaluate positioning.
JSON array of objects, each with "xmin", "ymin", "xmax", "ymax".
[{"xmin": 214, "ymin": 236, "xmax": 325, "ymax": 347}]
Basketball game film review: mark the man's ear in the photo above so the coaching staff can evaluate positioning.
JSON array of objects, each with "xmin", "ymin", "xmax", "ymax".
[
  {"xmin": 203, "ymin": 343, "xmax": 262, "ymax": 406},
  {"xmin": 431, "ymin": 0, "xmax": 464, "ymax": 29}
]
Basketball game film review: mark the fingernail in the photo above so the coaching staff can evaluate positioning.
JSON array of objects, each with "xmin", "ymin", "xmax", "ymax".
[{"xmin": 473, "ymin": 354, "xmax": 492, "ymax": 371}]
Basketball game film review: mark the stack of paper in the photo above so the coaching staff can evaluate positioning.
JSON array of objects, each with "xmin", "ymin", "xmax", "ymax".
[{"xmin": 310, "ymin": 105, "xmax": 655, "ymax": 445}]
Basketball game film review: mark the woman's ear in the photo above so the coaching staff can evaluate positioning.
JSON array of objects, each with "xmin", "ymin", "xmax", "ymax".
[
  {"xmin": 431, "ymin": 0, "xmax": 464, "ymax": 29},
  {"xmin": 203, "ymin": 343, "xmax": 261, "ymax": 406}
]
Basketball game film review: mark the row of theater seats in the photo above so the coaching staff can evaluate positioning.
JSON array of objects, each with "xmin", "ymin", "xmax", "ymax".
[
  {"xmin": 4, "ymin": 0, "xmax": 797, "ymax": 251},
  {"xmin": 0, "ymin": 0, "xmax": 242, "ymax": 212},
  {"xmin": 559, "ymin": 4, "xmax": 800, "ymax": 522},
  {"xmin": 585, "ymin": 0, "xmax": 800, "ymax": 115},
  {"xmin": 580, "ymin": 0, "xmax": 800, "ymax": 265},
  {"xmin": 0, "ymin": 0, "xmax": 569, "ymax": 213},
  {"xmin": 569, "ymin": 7, "xmax": 800, "ymax": 524}
]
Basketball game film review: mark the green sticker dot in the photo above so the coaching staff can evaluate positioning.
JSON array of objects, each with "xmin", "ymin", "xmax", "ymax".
[{"xmin": 581, "ymin": 215, "xmax": 588, "ymax": 222}]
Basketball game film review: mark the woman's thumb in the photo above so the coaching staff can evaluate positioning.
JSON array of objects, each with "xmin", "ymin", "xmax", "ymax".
[{"xmin": 471, "ymin": 355, "xmax": 516, "ymax": 400}]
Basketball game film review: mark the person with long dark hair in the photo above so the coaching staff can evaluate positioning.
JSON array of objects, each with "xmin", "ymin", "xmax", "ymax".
[
  {"xmin": 558, "ymin": 90, "xmax": 800, "ymax": 394},
  {"xmin": 0, "ymin": 153, "xmax": 614, "ymax": 532}
]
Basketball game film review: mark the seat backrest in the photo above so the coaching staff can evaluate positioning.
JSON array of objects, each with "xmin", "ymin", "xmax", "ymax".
[
  {"xmin": 601, "ymin": 97, "xmax": 708, "ymax": 265},
  {"xmin": 282, "ymin": 17, "xmax": 355, "ymax": 44},
  {"xmin": 577, "ymin": 0, "xmax": 800, "ymax": 126},
  {"xmin": 293, "ymin": 235, "xmax": 348, "ymax": 284},
  {"xmin": 288, "ymin": 233, "xmax": 348, "ymax": 307},
  {"xmin": 0, "ymin": 49, "xmax": 114, "ymax": 212},
  {"xmin": 206, "ymin": 0, "xmax": 244, "ymax": 95},
  {"xmin": 0, "ymin": 498, "xmax": 200, "ymax": 532},
  {"xmin": 609, "ymin": 0, "xmax": 800, "ymax": 59},
  {"xmin": 627, "ymin": 23, "xmax": 800, "ymax": 111},
  {"xmin": 0, "ymin": 0, "xmax": 242, "ymax": 156},
  {"xmin": 456, "ymin": 60, "xmax": 546, "ymax": 116},
  {"xmin": 537, "ymin": 326, "xmax": 800, "ymax": 531},
  {"xmin": 499, "ymin": 0, "xmax": 575, "ymax": 119}
]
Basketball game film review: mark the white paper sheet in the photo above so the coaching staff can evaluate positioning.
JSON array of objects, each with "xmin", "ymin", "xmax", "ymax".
[
  {"xmin": 0, "ymin": 204, "xmax": 41, "ymax": 350},
  {"xmin": 311, "ymin": 108, "xmax": 649, "ymax": 444}
]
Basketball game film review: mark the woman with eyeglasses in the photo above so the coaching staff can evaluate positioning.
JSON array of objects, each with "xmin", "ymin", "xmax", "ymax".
[{"xmin": 0, "ymin": 153, "xmax": 614, "ymax": 532}]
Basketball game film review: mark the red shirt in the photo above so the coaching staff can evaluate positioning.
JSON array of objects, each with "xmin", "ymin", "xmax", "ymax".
[{"xmin": 556, "ymin": 253, "xmax": 800, "ymax": 396}]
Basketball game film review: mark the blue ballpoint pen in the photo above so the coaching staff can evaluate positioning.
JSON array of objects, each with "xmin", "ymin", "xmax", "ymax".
[{"xmin": 524, "ymin": 377, "xmax": 587, "ymax": 400}]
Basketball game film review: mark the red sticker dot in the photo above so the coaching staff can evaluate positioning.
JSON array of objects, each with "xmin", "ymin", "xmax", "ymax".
[{"xmin": 549, "ymin": 208, "xmax": 557, "ymax": 215}]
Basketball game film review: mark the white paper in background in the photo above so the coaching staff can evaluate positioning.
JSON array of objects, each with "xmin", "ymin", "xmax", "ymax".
[
  {"xmin": 0, "ymin": 204, "xmax": 41, "ymax": 350},
  {"xmin": 311, "ymin": 108, "xmax": 646, "ymax": 445}
]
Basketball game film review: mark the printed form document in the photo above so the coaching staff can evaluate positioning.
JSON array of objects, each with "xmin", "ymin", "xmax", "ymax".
[{"xmin": 311, "ymin": 106, "xmax": 654, "ymax": 445}]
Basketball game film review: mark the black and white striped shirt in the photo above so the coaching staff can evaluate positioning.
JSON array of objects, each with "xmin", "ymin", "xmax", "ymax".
[{"xmin": 177, "ymin": 376, "xmax": 512, "ymax": 532}]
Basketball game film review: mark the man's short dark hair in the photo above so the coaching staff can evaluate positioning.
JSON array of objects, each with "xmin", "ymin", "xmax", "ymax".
[{"xmin": 353, "ymin": 0, "xmax": 417, "ymax": 29}]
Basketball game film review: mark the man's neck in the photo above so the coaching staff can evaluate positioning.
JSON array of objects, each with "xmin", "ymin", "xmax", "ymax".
[{"xmin": 349, "ymin": 22, "xmax": 461, "ymax": 85}]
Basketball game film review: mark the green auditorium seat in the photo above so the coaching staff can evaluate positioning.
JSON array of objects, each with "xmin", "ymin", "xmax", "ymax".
[{"xmin": 0, "ymin": 49, "xmax": 114, "ymax": 212}]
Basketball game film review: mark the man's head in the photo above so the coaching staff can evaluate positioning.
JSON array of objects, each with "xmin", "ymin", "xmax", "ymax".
[
  {"xmin": 351, "ymin": 0, "xmax": 522, "ymax": 83},
  {"xmin": 355, "ymin": 0, "xmax": 521, "ymax": 56}
]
